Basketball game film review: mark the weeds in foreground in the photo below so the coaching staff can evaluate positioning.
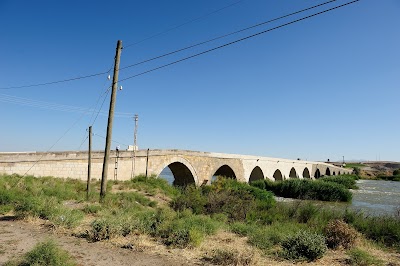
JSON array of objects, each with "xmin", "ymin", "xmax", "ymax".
[
  {"xmin": 202, "ymin": 248, "xmax": 254, "ymax": 265},
  {"xmin": 346, "ymin": 248, "xmax": 383, "ymax": 266},
  {"xmin": 325, "ymin": 219, "xmax": 357, "ymax": 249},
  {"xmin": 280, "ymin": 230, "xmax": 327, "ymax": 262},
  {"xmin": 4, "ymin": 239, "xmax": 76, "ymax": 266},
  {"xmin": 1, "ymin": 174, "xmax": 400, "ymax": 262}
]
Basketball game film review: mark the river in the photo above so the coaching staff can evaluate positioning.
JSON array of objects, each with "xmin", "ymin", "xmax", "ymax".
[{"xmin": 351, "ymin": 179, "xmax": 400, "ymax": 216}]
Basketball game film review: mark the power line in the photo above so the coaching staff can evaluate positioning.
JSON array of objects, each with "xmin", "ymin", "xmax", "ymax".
[
  {"xmin": 0, "ymin": 93, "xmax": 132, "ymax": 117},
  {"xmin": 11, "ymin": 105, "xmax": 91, "ymax": 187},
  {"xmin": 119, "ymin": 0, "xmax": 360, "ymax": 83},
  {"xmin": 124, "ymin": 0, "xmax": 245, "ymax": 49},
  {"xmin": 120, "ymin": 0, "xmax": 338, "ymax": 71},
  {"xmin": 90, "ymin": 87, "xmax": 112, "ymax": 126},
  {"xmin": 77, "ymin": 135, "xmax": 89, "ymax": 150},
  {"xmin": 93, "ymin": 133, "xmax": 129, "ymax": 147},
  {"xmin": 0, "ymin": 67, "xmax": 112, "ymax": 90}
]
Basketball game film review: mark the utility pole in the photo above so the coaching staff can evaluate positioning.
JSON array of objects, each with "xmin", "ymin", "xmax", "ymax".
[
  {"xmin": 100, "ymin": 40, "xmax": 122, "ymax": 201},
  {"xmin": 145, "ymin": 148, "xmax": 150, "ymax": 178},
  {"xmin": 86, "ymin": 126, "xmax": 92, "ymax": 200},
  {"xmin": 131, "ymin": 114, "xmax": 139, "ymax": 179}
]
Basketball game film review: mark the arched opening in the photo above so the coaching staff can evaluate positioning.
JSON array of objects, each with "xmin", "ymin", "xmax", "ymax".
[
  {"xmin": 159, "ymin": 162, "xmax": 196, "ymax": 186},
  {"xmin": 213, "ymin": 165, "xmax": 236, "ymax": 179},
  {"xmin": 249, "ymin": 166, "xmax": 264, "ymax": 183},
  {"xmin": 338, "ymin": 171, "xmax": 341, "ymax": 175},
  {"xmin": 289, "ymin": 167, "xmax": 297, "ymax": 178},
  {"xmin": 314, "ymin": 169, "xmax": 321, "ymax": 179},
  {"xmin": 273, "ymin": 169, "xmax": 283, "ymax": 181},
  {"xmin": 303, "ymin": 167, "xmax": 310, "ymax": 178},
  {"xmin": 333, "ymin": 171, "xmax": 336, "ymax": 176},
  {"xmin": 325, "ymin": 168, "xmax": 331, "ymax": 176}
]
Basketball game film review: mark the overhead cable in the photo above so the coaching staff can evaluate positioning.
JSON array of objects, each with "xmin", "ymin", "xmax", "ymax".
[
  {"xmin": 119, "ymin": 0, "xmax": 360, "ymax": 83},
  {"xmin": 123, "ymin": 0, "xmax": 245, "ymax": 48},
  {"xmin": 119, "ymin": 0, "xmax": 338, "ymax": 71}
]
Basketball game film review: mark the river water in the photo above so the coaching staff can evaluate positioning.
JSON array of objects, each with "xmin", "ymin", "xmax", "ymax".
[{"xmin": 351, "ymin": 179, "xmax": 400, "ymax": 216}]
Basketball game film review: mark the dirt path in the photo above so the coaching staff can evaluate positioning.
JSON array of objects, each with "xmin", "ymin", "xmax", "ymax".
[{"xmin": 0, "ymin": 216, "xmax": 192, "ymax": 266}]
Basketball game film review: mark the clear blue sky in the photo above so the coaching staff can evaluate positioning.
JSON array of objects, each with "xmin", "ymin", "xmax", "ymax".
[{"xmin": 1, "ymin": 0, "xmax": 399, "ymax": 162}]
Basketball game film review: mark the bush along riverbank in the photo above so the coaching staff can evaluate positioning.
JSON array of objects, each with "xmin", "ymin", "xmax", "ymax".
[
  {"xmin": 250, "ymin": 175, "xmax": 358, "ymax": 202},
  {"xmin": 1, "ymin": 174, "xmax": 399, "ymax": 264}
]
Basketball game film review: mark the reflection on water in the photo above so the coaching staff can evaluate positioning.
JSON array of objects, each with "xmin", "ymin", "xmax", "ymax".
[{"xmin": 159, "ymin": 169, "xmax": 400, "ymax": 217}]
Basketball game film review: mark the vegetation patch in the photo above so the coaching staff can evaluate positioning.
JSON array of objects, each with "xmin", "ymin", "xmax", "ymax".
[
  {"xmin": 324, "ymin": 219, "xmax": 357, "ymax": 249},
  {"xmin": 346, "ymin": 248, "xmax": 383, "ymax": 266},
  {"xmin": 171, "ymin": 177, "xmax": 275, "ymax": 223},
  {"xmin": 4, "ymin": 239, "xmax": 77, "ymax": 266},
  {"xmin": 202, "ymin": 248, "xmax": 254, "ymax": 265},
  {"xmin": 280, "ymin": 230, "xmax": 327, "ymax": 262},
  {"xmin": 253, "ymin": 178, "xmax": 353, "ymax": 202},
  {"xmin": 319, "ymin": 175, "xmax": 359, "ymax": 189}
]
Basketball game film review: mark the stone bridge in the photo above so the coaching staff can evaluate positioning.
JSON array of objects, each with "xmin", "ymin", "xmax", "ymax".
[{"xmin": 0, "ymin": 149, "xmax": 351, "ymax": 185}]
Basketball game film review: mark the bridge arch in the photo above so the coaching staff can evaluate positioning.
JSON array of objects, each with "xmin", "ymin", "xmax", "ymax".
[
  {"xmin": 157, "ymin": 157, "xmax": 199, "ymax": 186},
  {"xmin": 289, "ymin": 167, "xmax": 298, "ymax": 178},
  {"xmin": 314, "ymin": 169, "xmax": 321, "ymax": 179},
  {"xmin": 273, "ymin": 169, "xmax": 283, "ymax": 181},
  {"xmin": 213, "ymin": 164, "xmax": 236, "ymax": 179},
  {"xmin": 249, "ymin": 166, "xmax": 264, "ymax": 183},
  {"xmin": 303, "ymin": 167, "xmax": 310, "ymax": 178},
  {"xmin": 325, "ymin": 168, "xmax": 331, "ymax": 176}
]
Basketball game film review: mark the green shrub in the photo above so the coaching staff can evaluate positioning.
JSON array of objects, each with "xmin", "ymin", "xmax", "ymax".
[
  {"xmin": 130, "ymin": 175, "xmax": 179, "ymax": 198},
  {"xmin": 87, "ymin": 208, "xmax": 157, "ymax": 242},
  {"xmin": 319, "ymin": 175, "xmax": 358, "ymax": 189},
  {"xmin": 170, "ymin": 186, "xmax": 206, "ymax": 214},
  {"xmin": 375, "ymin": 174, "xmax": 400, "ymax": 181},
  {"xmin": 324, "ymin": 219, "xmax": 357, "ymax": 249},
  {"xmin": 297, "ymin": 202, "xmax": 319, "ymax": 223},
  {"xmin": 170, "ymin": 178, "xmax": 274, "ymax": 223},
  {"xmin": 280, "ymin": 230, "xmax": 327, "ymax": 262},
  {"xmin": 156, "ymin": 212, "xmax": 221, "ymax": 248},
  {"xmin": 258, "ymin": 179, "xmax": 352, "ymax": 202},
  {"xmin": 393, "ymin": 169, "xmax": 400, "ymax": 176},
  {"xmin": 230, "ymin": 222, "xmax": 253, "ymax": 236},
  {"xmin": 5, "ymin": 239, "xmax": 76, "ymax": 266},
  {"xmin": 346, "ymin": 248, "xmax": 383, "ymax": 266},
  {"xmin": 247, "ymin": 222, "xmax": 306, "ymax": 251}
]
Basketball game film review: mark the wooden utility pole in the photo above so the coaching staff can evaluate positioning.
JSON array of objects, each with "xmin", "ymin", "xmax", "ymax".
[
  {"xmin": 100, "ymin": 40, "xmax": 122, "ymax": 201},
  {"xmin": 86, "ymin": 126, "xmax": 92, "ymax": 200},
  {"xmin": 145, "ymin": 148, "xmax": 149, "ymax": 178},
  {"xmin": 131, "ymin": 114, "xmax": 138, "ymax": 179}
]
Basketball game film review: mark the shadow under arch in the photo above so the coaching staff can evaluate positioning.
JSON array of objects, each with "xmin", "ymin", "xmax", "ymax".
[
  {"xmin": 213, "ymin": 164, "xmax": 236, "ymax": 179},
  {"xmin": 314, "ymin": 169, "xmax": 321, "ymax": 179},
  {"xmin": 249, "ymin": 166, "xmax": 264, "ymax": 183},
  {"xmin": 333, "ymin": 171, "xmax": 336, "ymax": 176},
  {"xmin": 325, "ymin": 168, "xmax": 331, "ymax": 176},
  {"xmin": 289, "ymin": 167, "xmax": 298, "ymax": 178},
  {"xmin": 273, "ymin": 169, "xmax": 283, "ymax": 181},
  {"xmin": 303, "ymin": 167, "xmax": 310, "ymax": 178},
  {"xmin": 157, "ymin": 157, "xmax": 198, "ymax": 186}
]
